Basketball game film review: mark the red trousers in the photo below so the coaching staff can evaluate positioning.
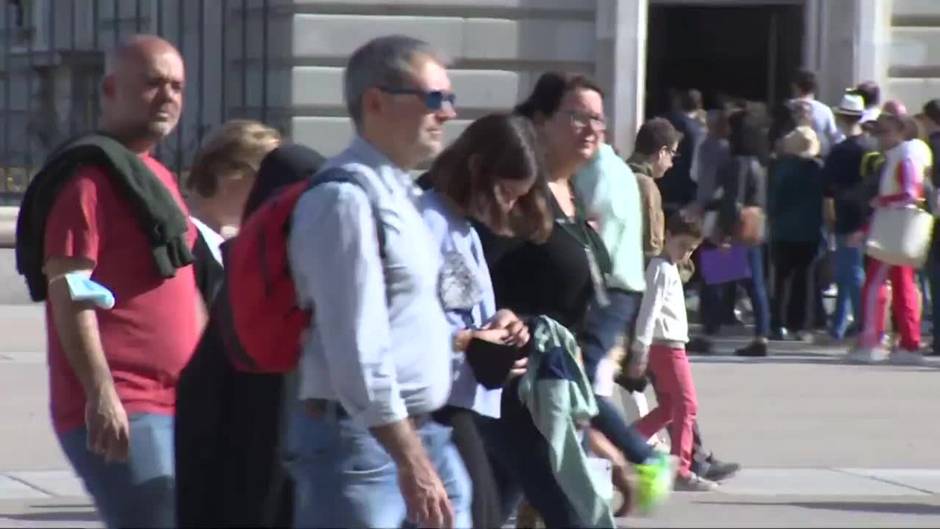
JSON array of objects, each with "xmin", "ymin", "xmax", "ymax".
[
  {"xmin": 632, "ymin": 345, "xmax": 698, "ymax": 478},
  {"xmin": 860, "ymin": 258, "xmax": 921, "ymax": 351}
]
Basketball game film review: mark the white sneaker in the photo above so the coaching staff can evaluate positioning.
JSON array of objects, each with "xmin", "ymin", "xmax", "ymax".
[
  {"xmin": 675, "ymin": 473, "xmax": 719, "ymax": 492},
  {"xmin": 846, "ymin": 346, "xmax": 888, "ymax": 364},
  {"xmin": 888, "ymin": 349, "xmax": 926, "ymax": 366}
]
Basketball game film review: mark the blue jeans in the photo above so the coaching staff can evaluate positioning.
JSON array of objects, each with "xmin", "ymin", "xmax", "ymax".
[
  {"xmin": 701, "ymin": 245, "xmax": 771, "ymax": 337},
  {"xmin": 581, "ymin": 290, "xmax": 656, "ymax": 465},
  {"xmin": 285, "ymin": 403, "xmax": 471, "ymax": 528},
  {"xmin": 581, "ymin": 290, "xmax": 642, "ymax": 381},
  {"xmin": 58, "ymin": 413, "xmax": 175, "ymax": 529},
  {"xmin": 929, "ymin": 249, "xmax": 940, "ymax": 354},
  {"xmin": 831, "ymin": 236, "xmax": 865, "ymax": 339}
]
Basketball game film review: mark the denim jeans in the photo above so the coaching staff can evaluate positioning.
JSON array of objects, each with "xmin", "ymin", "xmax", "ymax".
[
  {"xmin": 58, "ymin": 413, "xmax": 175, "ymax": 529},
  {"xmin": 830, "ymin": 235, "xmax": 865, "ymax": 339},
  {"xmin": 930, "ymin": 251, "xmax": 940, "ymax": 354},
  {"xmin": 284, "ymin": 403, "xmax": 472, "ymax": 529},
  {"xmin": 581, "ymin": 290, "xmax": 642, "ymax": 381},
  {"xmin": 701, "ymin": 245, "xmax": 771, "ymax": 337},
  {"xmin": 581, "ymin": 290, "xmax": 656, "ymax": 465}
]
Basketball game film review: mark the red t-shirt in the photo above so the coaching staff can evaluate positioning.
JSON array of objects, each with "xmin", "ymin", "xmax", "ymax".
[{"xmin": 43, "ymin": 154, "xmax": 200, "ymax": 434}]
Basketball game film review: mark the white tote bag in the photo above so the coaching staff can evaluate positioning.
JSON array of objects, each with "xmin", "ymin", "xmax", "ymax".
[{"xmin": 866, "ymin": 205, "xmax": 935, "ymax": 268}]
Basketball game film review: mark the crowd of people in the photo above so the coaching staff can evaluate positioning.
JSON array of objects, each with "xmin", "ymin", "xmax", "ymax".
[
  {"xmin": 670, "ymin": 72, "xmax": 939, "ymax": 366},
  {"xmin": 15, "ymin": 31, "xmax": 939, "ymax": 529}
]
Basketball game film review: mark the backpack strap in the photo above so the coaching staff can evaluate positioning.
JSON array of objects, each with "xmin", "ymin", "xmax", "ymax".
[{"xmin": 308, "ymin": 167, "xmax": 387, "ymax": 259}]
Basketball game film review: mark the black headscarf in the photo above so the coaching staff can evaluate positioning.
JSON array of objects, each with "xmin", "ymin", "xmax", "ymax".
[{"xmin": 242, "ymin": 143, "xmax": 326, "ymax": 221}]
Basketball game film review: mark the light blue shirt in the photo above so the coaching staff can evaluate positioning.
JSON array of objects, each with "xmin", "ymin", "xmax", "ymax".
[
  {"xmin": 573, "ymin": 143, "xmax": 646, "ymax": 292},
  {"xmin": 287, "ymin": 137, "xmax": 452, "ymax": 428},
  {"xmin": 794, "ymin": 97, "xmax": 845, "ymax": 156},
  {"xmin": 419, "ymin": 191, "xmax": 501, "ymax": 418}
]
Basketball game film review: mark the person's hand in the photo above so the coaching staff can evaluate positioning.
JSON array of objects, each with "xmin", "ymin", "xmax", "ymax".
[
  {"xmin": 626, "ymin": 357, "xmax": 647, "ymax": 380},
  {"xmin": 472, "ymin": 328, "xmax": 511, "ymax": 345},
  {"xmin": 398, "ymin": 459, "xmax": 454, "ymax": 528},
  {"xmin": 84, "ymin": 386, "xmax": 129, "ymax": 463},
  {"xmin": 506, "ymin": 357, "xmax": 528, "ymax": 382},
  {"xmin": 484, "ymin": 309, "xmax": 530, "ymax": 347},
  {"xmin": 627, "ymin": 343, "xmax": 649, "ymax": 380}
]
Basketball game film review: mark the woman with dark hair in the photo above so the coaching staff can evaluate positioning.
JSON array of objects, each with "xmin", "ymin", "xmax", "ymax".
[
  {"xmin": 175, "ymin": 144, "xmax": 325, "ymax": 528},
  {"xmin": 703, "ymin": 109, "xmax": 772, "ymax": 356},
  {"xmin": 478, "ymin": 72, "xmax": 673, "ymax": 526},
  {"xmin": 419, "ymin": 113, "xmax": 552, "ymax": 529}
]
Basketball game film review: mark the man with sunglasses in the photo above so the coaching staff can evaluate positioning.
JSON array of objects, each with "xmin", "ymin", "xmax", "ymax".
[{"xmin": 283, "ymin": 35, "xmax": 470, "ymax": 528}]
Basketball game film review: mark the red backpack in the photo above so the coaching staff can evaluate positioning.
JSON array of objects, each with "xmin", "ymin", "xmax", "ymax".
[{"xmin": 216, "ymin": 168, "xmax": 385, "ymax": 373}]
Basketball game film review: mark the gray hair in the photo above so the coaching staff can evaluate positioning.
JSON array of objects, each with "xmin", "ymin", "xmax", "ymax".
[{"xmin": 344, "ymin": 35, "xmax": 448, "ymax": 128}]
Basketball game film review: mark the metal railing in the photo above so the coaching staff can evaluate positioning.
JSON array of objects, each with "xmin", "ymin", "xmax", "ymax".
[{"xmin": 0, "ymin": 0, "xmax": 273, "ymax": 205}]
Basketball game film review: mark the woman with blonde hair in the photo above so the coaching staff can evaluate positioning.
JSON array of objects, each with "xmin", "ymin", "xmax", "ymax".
[
  {"xmin": 184, "ymin": 119, "xmax": 280, "ymax": 301},
  {"xmin": 186, "ymin": 120, "xmax": 281, "ymax": 255}
]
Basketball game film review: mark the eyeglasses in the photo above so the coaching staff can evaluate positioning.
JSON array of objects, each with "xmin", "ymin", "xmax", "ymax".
[
  {"xmin": 561, "ymin": 110, "xmax": 607, "ymax": 132},
  {"xmin": 378, "ymin": 86, "xmax": 457, "ymax": 111},
  {"xmin": 663, "ymin": 146, "xmax": 680, "ymax": 159}
]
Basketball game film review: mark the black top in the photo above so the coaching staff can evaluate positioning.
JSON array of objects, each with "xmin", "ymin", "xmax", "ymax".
[
  {"xmin": 192, "ymin": 231, "xmax": 225, "ymax": 306},
  {"xmin": 822, "ymin": 134, "xmax": 876, "ymax": 235},
  {"xmin": 476, "ymin": 190, "xmax": 611, "ymax": 333},
  {"xmin": 929, "ymin": 131, "xmax": 940, "ymax": 188},
  {"xmin": 660, "ymin": 112, "xmax": 705, "ymax": 206}
]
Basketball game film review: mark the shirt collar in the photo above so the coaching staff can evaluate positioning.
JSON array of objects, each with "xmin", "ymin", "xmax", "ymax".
[
  {"xmin": 348, "ymin": 135, "xmax": 418, "ymax": 198},
  {"xmin": 626, "ymin": 154, "xmax": 654, "ymax": 177}
]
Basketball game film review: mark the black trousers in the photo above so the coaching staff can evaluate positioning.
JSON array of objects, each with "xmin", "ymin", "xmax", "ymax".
[
  {"xmin": 175, "ymin": 323, "xmax": 292, "ymax": 528},
  {"xmin": 432, "ymin": 406, "xmax": 508, "ymax": 529},
  {"xmin": 771, "ymin": 240, "xmax": 819, "ymax": 332}
]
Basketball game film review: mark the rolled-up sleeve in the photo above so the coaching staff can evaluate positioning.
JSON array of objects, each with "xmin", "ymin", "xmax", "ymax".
[{"xmin": 288, "ymin": 183, "xmax": 407, "ymax": 427}]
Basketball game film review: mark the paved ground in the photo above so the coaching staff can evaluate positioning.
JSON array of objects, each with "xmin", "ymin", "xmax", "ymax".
[{"xmin": 0, "ymin": 251, "xmax": 937, "ymax": 527}]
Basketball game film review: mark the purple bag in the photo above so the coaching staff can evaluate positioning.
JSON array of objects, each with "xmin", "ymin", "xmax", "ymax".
[{"xmin": 699, "ymin": 245, "xmax": 752, "ymax": 285}]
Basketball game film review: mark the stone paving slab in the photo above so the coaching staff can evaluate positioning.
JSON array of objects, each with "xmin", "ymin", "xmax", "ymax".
[
  {"xmin": 718, "ymin": 468, "xmax": 930, "ymax": 496},
  {"xmin": 0, "ymin": 476, "xmax": 49, "ymax": 500},
  {"xmin": 629, "ymin": 494, "xmax": 940, "ymax": 528},
  {"xmin": 842, "ymin": 469, "xmax": 940, "ymax": 494},
  {"xmin": 5, "ymin": 471, "xmax": 86, "ymax": 498},
  {"xmin": 0, "ymin": 498, "xmax": 100, "ymax": 528}
]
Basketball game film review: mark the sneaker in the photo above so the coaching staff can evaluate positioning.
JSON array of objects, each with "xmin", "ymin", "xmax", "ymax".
[
  {"xmin": 703, "ymin": 460, "xmax": 741, "ymax": 482},
  {"xmin": 770, "ymin": 327, "xmax": 789, "ymax": 341},
  {"xmin": 634, "ymin": 453, "xmax": 676, "ymax": 513},
  {"xmin": 675, "ymin": 473, "xmax": 719, "ymax": 492},
  {"xmin": 888, "ymin": 349, "xmax": 926, "ymax": 366},
  {"xmin": 846, "ymin": 346, "xmax": 888, "ymax": 364},
  {"xmin": 795, "ymin": 331, "xmax": 815, "ymax": 343},
  {"xmin": 734, "ymin": 341, "xmax": 768, "ymax": 357}
]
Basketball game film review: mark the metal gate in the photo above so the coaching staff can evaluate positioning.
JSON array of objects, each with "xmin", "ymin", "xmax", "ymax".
[{"xmin": 0, "ymin": 0, "xmax": 273, "ymax": 204}]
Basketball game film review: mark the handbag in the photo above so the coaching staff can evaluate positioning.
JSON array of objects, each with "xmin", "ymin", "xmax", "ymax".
[
  {"xmin": 735, "ymin": 206, "xmax": 766, "ymax": 246},
  {"xmin": 865, "ymin": 205, "xmax": 935, "ymax": 268},
  {"xmin": 698, "ymin": 244, "xmax": 752, "ymax": 285}
]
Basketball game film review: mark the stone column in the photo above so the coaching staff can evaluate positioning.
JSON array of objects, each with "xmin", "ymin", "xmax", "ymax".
[
  {"xmin": 595, "ymin": 0, "xmax": 647, "ymax": 154},
  {"xmin": 854, "ymin": 0, "xmax": 892, "ymax": 94}
]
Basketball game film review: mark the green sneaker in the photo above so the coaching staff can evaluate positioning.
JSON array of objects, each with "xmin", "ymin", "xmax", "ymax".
[{"xmin": 634, "ymin": 453, "xmax": 676, "ymax": 513}]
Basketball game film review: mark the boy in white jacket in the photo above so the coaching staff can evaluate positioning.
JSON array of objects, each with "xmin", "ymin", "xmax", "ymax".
[{"xmin": 628, "ymin": 215, "xmax": 716, "ymax": 491}]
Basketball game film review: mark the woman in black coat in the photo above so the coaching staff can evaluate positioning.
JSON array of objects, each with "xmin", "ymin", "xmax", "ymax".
[{"xmin": 175, "ymin": 144, "xmax": 325, "ymax": 528}]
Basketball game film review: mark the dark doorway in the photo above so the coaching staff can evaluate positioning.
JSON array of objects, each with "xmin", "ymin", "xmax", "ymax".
[{"xmin": 645, "ymin": 3, "xmax": 805, "ymax": 118}]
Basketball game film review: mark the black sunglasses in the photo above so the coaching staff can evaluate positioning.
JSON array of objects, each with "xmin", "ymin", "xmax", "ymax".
[{"xmin": 378, "ymin": 86, "xmax": 457, "ymax": 111}]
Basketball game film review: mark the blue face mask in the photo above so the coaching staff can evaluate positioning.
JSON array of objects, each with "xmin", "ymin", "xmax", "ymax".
[{"xmin": 64, "ymin": 272, "xmax": 115, "ymax": 310}]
